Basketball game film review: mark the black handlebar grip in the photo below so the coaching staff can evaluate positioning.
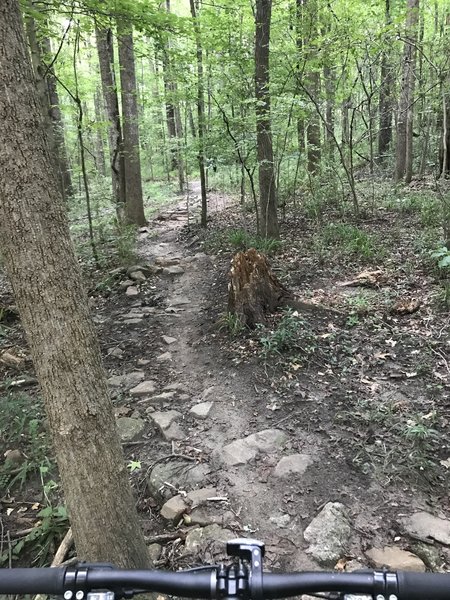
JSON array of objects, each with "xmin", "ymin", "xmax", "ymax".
[
  {"xmin": 397, "ymin": 571, "xmax": 450, "ymax": 600},
  {"xmin": 0, "ymin": 567, "xmax": 66, "ymax": 595}
]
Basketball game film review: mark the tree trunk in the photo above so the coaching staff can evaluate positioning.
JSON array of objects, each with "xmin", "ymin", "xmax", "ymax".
[
  {"xmin": 95, "ymin": 25, "xmax": 126, "ymax": 221},
  {"xmin": 296, "ymin": 0, "xmax": 305, "ymax": 156},
  {"xmin": 94, "ymin": 86, "xmax": 107, "ymax": 177},
  {"xmin": 255, "ymin": 0, "xmax": 279, "ymax": 239},
  {"xmin": 26, "ymin": 16, "xmax": 73, "ymax": 199},
  {"xmin": 0, "ymin": 0, "xmax": 149, "ymax": 567},
  {"xmin": 304, "ymin": 0, "xmax": 321, "ymax": 174},
  {"xmin": 395, "ymin": 0, "xmax": 419, "ymax": 183},
  {"xmin": 162, "ymin": 1, "xmax": 185, "ymax": 192},
  {"xmin": 377, "ymin": 0, "xmax": 393, "ymax": 162},
  {"xmin": 117, "ymin": 21, "xmax": 146, "ymax": 226},
  {"xmin": 323, "ymin": 63, "xmax": 335, "ymax": 157},
  {"xmin": 189, "ymin": 0, "xmax": 208, "ymax": 227}
]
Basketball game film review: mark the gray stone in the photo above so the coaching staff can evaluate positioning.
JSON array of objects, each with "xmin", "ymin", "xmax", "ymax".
[
  {"xmin": 149, "ymin": 410, "xmax": 181, "ymax": 431},
  {"xmin": 148, "ymin": 543, "xmax": 162, "ymax": 565},
  {"xmin": 108, "ymin": 371, "xmax": 145, "ymax": 389},
  {"xmin": 273, "ymin": 454, "xmax": 313, "ymax": 478},
  {"xmin": 108, "ymin": 347, "xmax": 124, "ymax": 358},
  {"xmin": 184, "ymin": 524, "xmax": 233, "ymax": 553},
  {"xmin": 123, "ymin": 318, "xmax": 143, "ymax": 325},
  {"xmin": 119, "ymin": 279, "xmax": 134, "ymax": 289},
  {"xmin": 130, "ymin": 380, "xmax": 157, "ymax": 396},
  {"xmin": 366, "ymin": 547, "xmax": 426, "ymax": 572},
  {"xmin": 157, "ymin": 352, "xmax": 172, "ymax": 361},
  {"xmin": 127, "ymin": 264, "xmax": 146, "ymax": 275},
  {"xmin": 165, "ymin": 382, "xmax": 188, "ymax": 392},
  {"xmin": 162, "ymin": 266, "xmax": 185, "ymax": 276},
  {"xmin": 304, "ymin": 502, "xmax": 352, "ymax": 566},
  {"xmin": 141, "ymin": 306, "xmax": 157, "ymax": 314},
  {"xmin": 169, "ymin": 296, "xmax": 190, "ymax": 306},
  {"xmin": 412, "ymin": 542, "xmax": 444, "ymax": 571},
  {"xmin": 221, "ymin": 439, "xmax": 258, "ymax": 466},
  {"xmin": 147, "ymin": 460, "xmax": 211, "ymax": 501},
  {"xmin": 130, "ymin": 270, "xmax": 146, "ymax": 282},
  {"xmin": 401, "ymin": 512, "xmax": 450, "ymax": 546},
  {"xmin": 245, "ymin": 429, "xmax": 289, "ymax": 452},
  {"xmin": 125, "ymin": 286, "xmax": 139, "ymax": 297},
  {"xmin": 123, "ymin": 312, "xmax": 144, "ymax": 319},
  {"xmin": 139, "ymin": 391, "xmax": 177, "ymax": 404},
  {"xmin": 155, "ymin": 257, "xmax": 181, "ymax": 267},
  {"xmin": 269, "ymin": 513, "xmax": 291, "ymax": 528},
  {"xmin": 187, "ymin": 487, "xmax": 217, "ymax": 506},
  {"xmin": 190, "ymin": 402, "xmax": 213, "ymax": 420},
  {"xmin": 137, "ymin": 358, "xmax": 151, "ymax": 366},
  {"xmin": 160, "ymin": 495, "xmax": 187, "ymax": 521},
  {"xmin": 116, "ymin": 417, "xmax": 145, "ymax": 443},
  {"xmin": 162, "ymin": 422, "xmax": 186, "ymax": 441},
  {"xmin": 202, "ymin": 386, "xmax": 216, "ymax": 400},
  {"xmin": 162, "ymin": 335, "xmax": 177, "ymax": 345}
]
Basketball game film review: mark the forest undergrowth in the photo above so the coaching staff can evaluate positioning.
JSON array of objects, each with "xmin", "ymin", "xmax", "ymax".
[{"xmin": 0, "ymin": 175, "xmax": 449, "ymax": 567}]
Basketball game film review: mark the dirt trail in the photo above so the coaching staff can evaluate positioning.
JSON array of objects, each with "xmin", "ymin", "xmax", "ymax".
[{"xmin": 115, "ymin": 183, "xmax": 448, "ymax": 571}]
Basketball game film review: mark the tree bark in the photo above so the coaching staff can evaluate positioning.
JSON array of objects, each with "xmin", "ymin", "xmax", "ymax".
[
  {"xmin": 189, "ymin": 0, "xmax": 208, "ymax": 227},
  {"xmin": 163, "ymin": 0, "xmax": 185, "ymax": 192},
  {"xmin": 304, "ymin": 0, "xmax": 321, "ymax": 174},
  {"xmin": 296, "ymin": 0, "xmax": 305, "ymax": 156},
  {"xmin": 95, "ymin": 25, "xmax": 126, "ymax": 221},
  {"xmin": 395, "ymin": 0, "xmax": 419, "ymax": 183},
  {"xmin": 0, "ymin": 0, "xmax": 149, "ymax": 567},
  {"xmin": 117, "ymin": 22, "xmax": 146, "ymax": 226},
  {"xmin": 378, "ymin": 0, "xmax": 393, "ymax": 162},
  {"xmin": 26, "ymin": 16, "xmax": 73, "ymax": 199},
  {"xmin": 255, "ymin": 0, "xmax": 279, "ymax": 239}
]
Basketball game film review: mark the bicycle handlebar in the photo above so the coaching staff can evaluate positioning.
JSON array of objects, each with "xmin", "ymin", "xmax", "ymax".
[{"xmin": 0, "ymin": 539, "xmax": 448, "ymax": 600}]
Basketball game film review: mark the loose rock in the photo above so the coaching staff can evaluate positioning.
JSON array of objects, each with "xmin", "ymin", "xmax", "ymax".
[
  {"xmin": 169, "ymin": 296, "xmax": 190, "ymax": 306},
  {"xmin": 161, "ymin": 422, "xmax": 186, "ymax": 441},
  {"xmin": 147, "ymin": 460, "xmax": 211, "ymax": 501},
  {"xmin": 130, "ymin": 270, "xmax": 146, "ymax": 282},
  {"xmin": 108, "ymin": 371, "xmax": 145, "ymax": 389},
  {"xmin": 221, "ymin": 439, "xmax": 258, "ymax": 466},
  {"xmin": 190, "ymin": 402, "xmax": 213, "ymax": 420},
  {"xmin": 130, "ymin": 380, "xmax": 157, "ymax": 396},
  {"xmin": 303, "ymin": 502, "xmax": 352, "ymax": 566},
  {"xmin": 401, "ymin": 512, "xmax": 450, "ymax": 546},
  {"xmin": 116, "ymin": 417, "xmax": 145, "ymax": 443},
  {"xmin": 160, "ymin": 495, "xmax": 187, "ymax": 521},
  {"xmin": 273, "ymin": 454, "xmax": 313, "ymax": 478},
  {"xmin": 157, "ymin": 352, "xmax": 172, "ymax": 361},
  {"xmin": 245, "ymin": 429, "xmax": 289, "ymax": 452},
  {"xmin": 187, "ymin": 487, "xmax": 217, "ymax": 506},
  {"xmin": 125, "ymin": 286, "xmax": 139, "ymax": 297},
  {"xmin": 162, "ymin": 266, "xmax": 185, "ymax": 276},
  {"xmin": 162, "ymin": 335, "xmax": 177, "ymax": 345},
  {"xmin": 148, "ymin": 543, "xmax": 162, "ymax": 565},
  {"xmin": 184, "ymin": 524, "xmax": 233, "ymax": 554},
  {"xmin": 165, "ymin": 382, "xmax": 189, "ymax": 392},
  {"xmin": 366, "ymin": 547, "xmax": 426, "ymax": 571},
  {"xmin": 149, "ymin": 410, "xmax": 181, "ymax": 431}
]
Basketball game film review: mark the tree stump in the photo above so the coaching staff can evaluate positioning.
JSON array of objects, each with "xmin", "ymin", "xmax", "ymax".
[
  {"xmin": 228, "ymin": 249, "xmax": 289, "ymax": 328},
  {"xmin": 228, "ymin": 249, "xmax": 343, "ymax": 328}
]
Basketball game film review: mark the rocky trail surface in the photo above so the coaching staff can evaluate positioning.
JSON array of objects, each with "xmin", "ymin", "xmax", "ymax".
[{"xmin": 93, "ymin": 183, "xmax": 450, "ymax": 574}]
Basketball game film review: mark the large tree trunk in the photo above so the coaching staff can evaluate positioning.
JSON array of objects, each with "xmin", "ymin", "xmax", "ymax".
[
  {"xmin": 25, "ymin": 16, "xmax": 73, "ymax": 199},
  {"xmin": 304, "ymin": 0, "xmax": 321, "ymax": 174},
  {"xmin": 395, "ymin": 0, "xmax": 419, "ymax": 183},
  {"xmin": 95, "ymin": 25, "xmax": 126, "ymax": 221},
  {"xmin": 255, "ymin": 0, "xmax": 279, "ymax": 239},
  {"xmin": 117, "ymin": 21, "xmax": 146, "ymax": 226},
  {"xmin": 377, "ymin": 0, "xmax": 393, "ymax": 162},
  {"xmin": 0, "ymin": 0, "xmax": 149, "ymax": 567},
  {"xmin": 296, "ymin": 0, "xmax": 305, "ymax": 156},
  {"xmin": 189, "ymin": 0, "xmax": 208, "ymax": 227},
  {"xmin": 163, "ymin": 0, "xmax": 185, "ymax": 192}
]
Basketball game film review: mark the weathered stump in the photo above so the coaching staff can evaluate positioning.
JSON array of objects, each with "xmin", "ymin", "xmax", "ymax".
[
  {"xmin": 228, "ymin": 249, "xmax": 289, "ymax": 328},
  {"xmin": 228, "ymin": 249, "xmax": 343, "ymax": 328}
]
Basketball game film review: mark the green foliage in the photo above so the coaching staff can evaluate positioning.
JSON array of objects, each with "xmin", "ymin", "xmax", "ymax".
[
  {"xmin": 228, "ymin": 229, "xmax": 281, "ymax": 254},
  {"xmin": 218, "ymin": 312, "xmax": 245, "ymax": 337},
  {"xmin": 257, "ymin": 309, "xmax": 315, "ymax": 359},
  {"xmin": 430, "ymin": 246, "xmax": 450, "ymax": 269},
  {"xmin": 320, "ymin": 223, "xmax": 380, "ymax": 260},
  {"xmin": 0, "ymin": 467, "xmax": 69, "ymax": 566}
]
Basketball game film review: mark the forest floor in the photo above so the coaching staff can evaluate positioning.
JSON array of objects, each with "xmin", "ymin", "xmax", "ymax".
[{"xmin": 1, "ymin": 178, "xmax": 450, "ymax": 573}]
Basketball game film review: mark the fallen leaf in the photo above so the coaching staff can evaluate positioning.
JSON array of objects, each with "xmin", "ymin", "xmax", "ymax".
[
  {"xmin": 392, "ymin": 298, "xmax": 421, "ymax": 315},
  {"xmin": 385, "ymin": 338, "xmax": 398, "ymax": 347},
  {"xmin": 440, "ymin": 458, "xmax": 450, "ymax": 468}
]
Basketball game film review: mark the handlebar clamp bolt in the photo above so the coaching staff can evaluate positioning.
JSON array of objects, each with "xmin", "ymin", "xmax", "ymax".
[
  {"xmin": 64, "ymin": 592, "xmax": 73, "ymax": 600},
  {"xmin": 388, "ymin": 595, "xmax": 398, "ymax": 600},
  {"xmin": 76, "ymin": 591, "xmax": 84, "ymax": 599},
  {"xmin": 376, "ymin": 595, "xmax": 385, "ymax": 600}
]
